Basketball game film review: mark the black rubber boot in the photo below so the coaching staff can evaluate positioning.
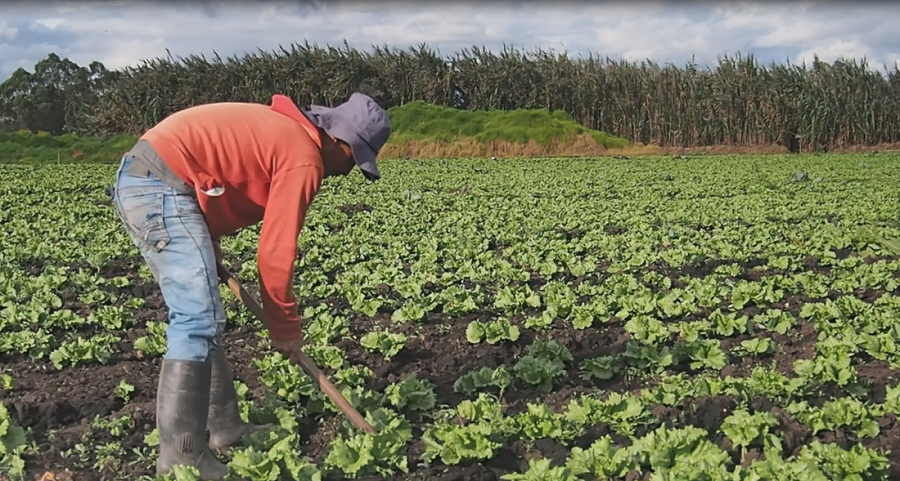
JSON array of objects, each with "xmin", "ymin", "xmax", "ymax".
[
  {"xmin": 207, "ymin": 345, "xmax": 274, "ymax": 451},
  {"xmin": 156, "ymin": 359, "xmax": 228, "ymax": 480}
]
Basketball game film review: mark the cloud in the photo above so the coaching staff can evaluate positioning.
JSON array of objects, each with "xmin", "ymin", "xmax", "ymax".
[
  {"xmin": 2, "ymin": 0, "xmax": 899, "ymax": 80},
  {"xmin": 0, "ymin": 21, "xmax": 17, "ymax": 41}
]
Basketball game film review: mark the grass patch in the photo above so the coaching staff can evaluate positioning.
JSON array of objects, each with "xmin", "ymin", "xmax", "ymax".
[
  {"xmin": 387, "ymin": 101, "xmax": 629, "ymax": 148},
  {"xmin": 0, "ymin": 130, "xmax": 137, "ymax": 164},
  {"xmin": 0, "ymin": 102, "xmax": 630, "ymax": 163}
]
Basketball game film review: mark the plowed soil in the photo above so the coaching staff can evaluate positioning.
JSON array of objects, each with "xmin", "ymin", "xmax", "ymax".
[{"xmin": 5, "ymin": 254, "xmax": 900, "ymax": 481}]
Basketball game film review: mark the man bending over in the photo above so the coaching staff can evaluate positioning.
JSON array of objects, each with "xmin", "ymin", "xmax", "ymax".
[{"xmin": 110, "ymin": 92, "xmax": 391, "ymax": 479}]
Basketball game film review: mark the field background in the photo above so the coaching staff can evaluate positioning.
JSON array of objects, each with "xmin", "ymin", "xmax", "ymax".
[
  {"xmin": 0, "ymin": 100, "xmax": 632, "ymax": 165},
  {"xmin": 3, "ymin": 45, "xmax": 900, "ymax": 158},
  {"xmin": 3, "ymin": 43, "xmax": 900, "ymax": 481}
]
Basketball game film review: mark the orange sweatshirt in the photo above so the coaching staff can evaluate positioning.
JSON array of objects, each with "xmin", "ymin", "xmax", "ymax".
[{"xmin": 140, "ymin": 95, "xmax": 324, "ymax": 341}]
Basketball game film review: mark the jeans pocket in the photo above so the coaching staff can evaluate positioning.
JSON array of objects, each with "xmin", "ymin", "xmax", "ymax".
[
  {"xmin": 117, "ymin": 191, "xmax": 171, "ymax": 253},
  {"xmin": 173, "ymin": 193, "xmax": 204, "ymax": 217}
]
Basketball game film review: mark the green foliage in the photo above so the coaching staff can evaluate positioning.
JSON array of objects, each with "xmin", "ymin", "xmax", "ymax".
[
  {"xmin": 4, "ymin": 153, "xmax": 900, "ymax": 479},
  {"xmin": 386, "ymin": 101, "xmax": 628, "ymax": 148},
  {"xmin": 0, "ymin": 100, "xmax": 628, "ymax": 164},
  {"xmin": 0, "ymin": 130, "xmax": 136, "ymax": 164},
  {"xmin": 0, "ymin": 53, "xmax": 120, "ymax": 136},
  {"xmin": 4, "ymin": 47, "xmax": 900, "ymax": 152},
  {"xmin": 0, "ymin": 401, "xmax": 27, "ymax": 477}
]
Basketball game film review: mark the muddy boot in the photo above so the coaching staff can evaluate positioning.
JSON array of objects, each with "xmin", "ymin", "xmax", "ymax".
[
  {"xmin": 207, "ymin": 345, "xmax": 274, "ymax": 450},
  {"xmin": 156, "ymin": 359, "xmax": 228, "ymax": 480}
]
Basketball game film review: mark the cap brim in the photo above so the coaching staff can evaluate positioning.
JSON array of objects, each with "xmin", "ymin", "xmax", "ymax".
[
  {"xmin": 347, "ymin": 134, "xmax": 380, "ymax": 181},
  {"xmin": 313, "ymin": 109, "xmax": 382, "ymax": 182}
]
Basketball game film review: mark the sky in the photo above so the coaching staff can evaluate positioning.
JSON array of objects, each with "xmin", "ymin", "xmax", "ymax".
[{"xmin": 1, "ymin": 0, "xmax": 899, "ymax": 80}]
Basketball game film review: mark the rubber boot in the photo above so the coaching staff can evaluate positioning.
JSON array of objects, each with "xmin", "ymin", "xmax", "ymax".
[
  {"xmin": 156, "ymin": 359, "xmax": 228, "ymax": 480},
  {"xmin": 207, "ymin": 345, "xmax": 274, "ymax": 450}
]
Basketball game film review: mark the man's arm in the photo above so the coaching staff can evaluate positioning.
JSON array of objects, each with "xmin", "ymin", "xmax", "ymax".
[{"xmin": 256, "ymin": 165, "xmax": 323, "ymax": 341}]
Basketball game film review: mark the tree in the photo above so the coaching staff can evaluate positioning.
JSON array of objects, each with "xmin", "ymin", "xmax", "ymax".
[{"xmin": 0, "ymin": 53, "xmax": 117, "ymax": 135}]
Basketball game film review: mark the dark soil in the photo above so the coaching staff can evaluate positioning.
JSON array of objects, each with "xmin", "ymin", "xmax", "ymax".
[
  {"xmin": 6, "ymin": 253, "xmax": 900, "ymax": 480},
  {"xmin": 339, "ymin": 202, "xmax": 374, "ymax": 217}
]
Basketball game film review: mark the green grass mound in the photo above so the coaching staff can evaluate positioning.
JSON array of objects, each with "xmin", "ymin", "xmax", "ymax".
[
  {"xmin": 0, "ymin": 102, "xmax": 629, "ymax": 163},
  {"xmin": 387, "ymin": 101, "xmax": 629, "ymax": 148},
  {"xmin": 0, "ymin": 130, "xmax": 137, "ymax": 164}
]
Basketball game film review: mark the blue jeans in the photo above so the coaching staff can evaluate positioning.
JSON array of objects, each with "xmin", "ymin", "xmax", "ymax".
[{"xmin": 112, "ymin": 155, "xmax": 225, "ymax": 362}]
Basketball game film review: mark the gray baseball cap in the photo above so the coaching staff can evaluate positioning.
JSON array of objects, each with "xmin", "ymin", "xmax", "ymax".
[{"xmin": 303, "ymin": 93, "xmax": 391, "ymax": 181}]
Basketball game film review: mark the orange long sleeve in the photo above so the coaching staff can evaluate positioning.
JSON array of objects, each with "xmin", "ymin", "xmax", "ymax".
[
  {"xmin": 139, "ymin": 95, "xmax": 325, "ymax": 341},
  {"xmin": 257, "ymin": 166, "xmax": 322, "ymax": 340}
]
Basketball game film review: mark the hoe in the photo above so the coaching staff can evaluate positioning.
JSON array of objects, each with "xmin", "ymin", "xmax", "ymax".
[{"xmin": 216, "ymin": 262, "xmax": 376, "ymax": 435}]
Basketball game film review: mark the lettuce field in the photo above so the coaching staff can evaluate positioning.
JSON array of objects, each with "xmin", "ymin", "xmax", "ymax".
[{"xmin": 3, "ymin": 153, "xmax": 900, "ymax": 481}]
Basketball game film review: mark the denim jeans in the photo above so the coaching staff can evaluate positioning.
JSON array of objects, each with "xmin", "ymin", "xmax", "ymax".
[{"xmin": 112, "ymin": 155, "xmax": 225, "ymax": 362}]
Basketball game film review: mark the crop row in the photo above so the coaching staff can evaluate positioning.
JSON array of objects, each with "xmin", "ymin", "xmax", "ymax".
[{"xmin": 2, "ymin": 154, "xmax": 900, "ymax": 480}]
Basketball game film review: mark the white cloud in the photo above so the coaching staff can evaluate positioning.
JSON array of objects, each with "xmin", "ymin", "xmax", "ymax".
[
  {"xmin": 0, "ymin": 41, "xmax": 62, "ymax": 75},
  {"xmin": 1, "ymin": 0, "xmax": 900, "ymax": 80},
  {"xmin": 795, "ymin": 39, "xmax": 870, "ymax": 66},
  {"xmin": 34, "ymin": 18, "xmax": 67, "ymax": 30},
  {"xmin": 0, "ymin": 22, "xmax": 17, "ymax": 41},
  {"xmin": 101, "ymin": 37, "xmax": 169, "ymax": 70}
]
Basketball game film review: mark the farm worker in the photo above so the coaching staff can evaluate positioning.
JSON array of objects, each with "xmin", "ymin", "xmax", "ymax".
[{"xmin": 110, "ymin": 93, "xmax": 391, "ymax": 479}]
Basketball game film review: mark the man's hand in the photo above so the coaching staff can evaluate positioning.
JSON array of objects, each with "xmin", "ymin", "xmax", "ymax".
[{"xmin": 271, "ymin": 336, "xmax": 305, "ymax": 363}]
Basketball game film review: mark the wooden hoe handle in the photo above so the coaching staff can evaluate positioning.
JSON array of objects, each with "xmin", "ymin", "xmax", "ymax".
[{"xmin": 216, "ymin": 262, "xmax": 377, "ymax": 434}]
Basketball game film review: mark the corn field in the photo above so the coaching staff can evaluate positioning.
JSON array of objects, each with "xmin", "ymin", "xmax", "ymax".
[{"xmin": 7, "ymin": 42, "xmax": 900, "ymax": 151}]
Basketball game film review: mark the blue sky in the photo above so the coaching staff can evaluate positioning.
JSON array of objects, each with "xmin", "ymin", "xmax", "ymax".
[{"xmin": 1, "ymin": 1, "xmax": 898, "ymax": 80}]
